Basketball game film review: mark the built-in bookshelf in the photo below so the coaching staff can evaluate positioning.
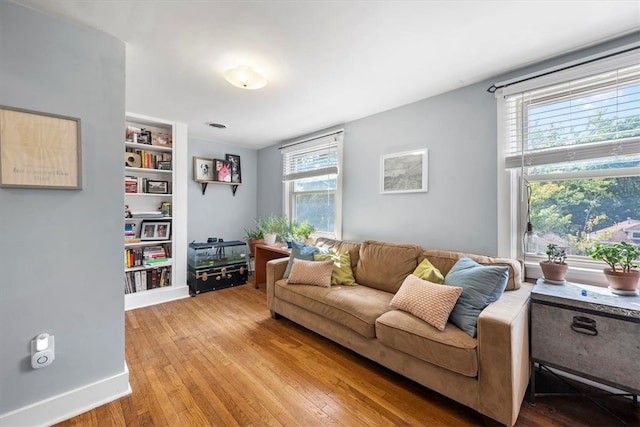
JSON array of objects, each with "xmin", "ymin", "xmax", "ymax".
[{"xmin": 124, "ymin": 113, "xmax": 188, "ymax": 311}]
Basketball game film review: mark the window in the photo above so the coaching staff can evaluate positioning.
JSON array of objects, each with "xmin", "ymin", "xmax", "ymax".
[
  {"xmin": 282, "ymin": 132, "xmax": 343, "ymax": 238},
  {"xmin": 497, "ymin": 48, "xmax": 640, "ymax": 274}
]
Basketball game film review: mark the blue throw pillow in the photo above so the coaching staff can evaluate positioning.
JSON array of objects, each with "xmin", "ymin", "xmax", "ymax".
[
  {"xmin": 443, "ymin": 257, "xmax": 508, "ymax": 338},
  {"xmin": 283, "ymin": 242, "xmax": 322, "ymax": 279}
]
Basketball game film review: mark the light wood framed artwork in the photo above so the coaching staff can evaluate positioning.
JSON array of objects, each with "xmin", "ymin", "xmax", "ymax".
[
  {"xmin": 380, "ymin": 149, "xmax": 428, "ymax": 194},
  {"xmin": 0, "ymin": 106, "xmax": 82, "ymax": 189}
]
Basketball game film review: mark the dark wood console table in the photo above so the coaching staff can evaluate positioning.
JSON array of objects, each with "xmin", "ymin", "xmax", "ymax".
[{"xmin": 254, "ymin": 243, "xmax": 290, "ymax": 288}]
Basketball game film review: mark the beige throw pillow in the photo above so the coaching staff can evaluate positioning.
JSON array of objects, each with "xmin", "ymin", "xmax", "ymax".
[
  {"xmin": 390, "ymin": 274, "xmax": 462, "ymax": 331},
  {"xmin": 287, "ymin": 258, "xmax": 334, "ymax": 288}
]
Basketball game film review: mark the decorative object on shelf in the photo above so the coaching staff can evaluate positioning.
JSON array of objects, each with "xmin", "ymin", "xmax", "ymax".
[
  {"xmin": 140, "ymin": 221, "xmax": 171, "ymax": 241},
  {"xmin": 0, "ymin": 105, "xmax": 82, "ymax": 189},
  {"xmin": 223, "ymin": 65, "xmax": 267, "ymax": 90},
  {"xmin": 146, "ymin": 180, "xmax": 169, "ymax": 194},
  {"xmin": 125, "ymin": 152, "xmax": 142, "ymax": 168},
  {"xmin": 539, "ymin": 243, "xmax": 568, "ymax": 284},
  {"xmin": 380, "ymin": 149, "xmax": 428, "ymax": 194},
  {"xmin": 137, "ymin": 128, "xmax": 152, "ymax": 144},
  {"xmin": 160, "ymin": 201, "xmax": 171, "ymax": 217},
  {"xmin": 225, "ymin": 154, "xmax": 242, "ymax": 183},
  {"xmin": 151, "ymin": 132, "xmax": 172, "ymax": 148},
  {"xmin": 125, "ymin": 204, "xmax": 132, "ymax": 218},
  {"xmin": 587, "ymin": 242, "xmax": 640, "ymax": 295},
  {"xmin": 214, "ymin": 158, "xmax": 232, "ymax": 182},
  {"xmin": 193, "ymin": 156, "xmax": 214, "ymax": 181},
  {"xmin": 157, "ymin": 161, "xmax": 172, "ymax": 171}
]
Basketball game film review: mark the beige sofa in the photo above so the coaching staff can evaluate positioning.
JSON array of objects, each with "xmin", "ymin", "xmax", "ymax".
[{"xmin": 266, "ymin": 239, "xmax": 533, "ymax": 426}]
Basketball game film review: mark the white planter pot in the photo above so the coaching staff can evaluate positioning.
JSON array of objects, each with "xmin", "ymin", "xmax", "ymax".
[{"xmin": 264, "ymin": 233, "xmax": 277, "ymax": 245}]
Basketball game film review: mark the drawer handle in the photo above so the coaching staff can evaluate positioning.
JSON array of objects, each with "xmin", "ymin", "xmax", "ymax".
[{"xmin": 571, "ymin": 316, "xmax": 597, "ymax": 336}]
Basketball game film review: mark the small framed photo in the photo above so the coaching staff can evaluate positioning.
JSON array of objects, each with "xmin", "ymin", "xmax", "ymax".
[
  {"xmin": 193, "ymin": 157, "xmax": 214, "ymax": 181},
  {"xmin": 140, "ymin": 221, "xmax": 171, "ymax": 241},
  {"xmin": 157, "ymin": 161, "xmax": 172, "ymax": 171},
  {"xmin": 214, "ymin": 158, "xmax": 232, "ymax": 182},
  {"xmin": 381, "ymin": 149, "xmax": 428, "ymax": 194},
  {"xmin": 146, "ymin": 180, "xmax": 169, "ymax": 194},
  {"xmin": 225, "ymin": 154, "xmax": 242, "ymax": 183},
  {"xmin": 151, "ymin": 132, "xmax": 172, "ymax": 148}
]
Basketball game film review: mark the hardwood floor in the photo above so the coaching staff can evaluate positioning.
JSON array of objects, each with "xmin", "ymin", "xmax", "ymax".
[{"xmin": 56, "ymin": 282, "xmax": 638, "ymax": 427}]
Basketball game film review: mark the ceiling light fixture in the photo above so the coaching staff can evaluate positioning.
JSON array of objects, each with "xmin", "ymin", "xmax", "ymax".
[{"xmin": 223, "ymin": 65, "xmax": 267, "ymax": 90}]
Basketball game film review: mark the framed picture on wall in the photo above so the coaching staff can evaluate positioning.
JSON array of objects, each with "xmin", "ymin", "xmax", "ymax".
[
  {"xmin": 0, "ymin": 105, "xmax": 82, "ymax": 189},
  {"xmin": 225, "ymin": 154, "xmax": 242, "ymax": 183},
  {"xmin": 214, "ymin": 158, "xmax": 232, "ymax": 182},
  {"xmin": 380, "ymin": 149, "xmax": 428, "ymax": 194},
  {"xmin": 193, "ymin": 157, "xmax": 214, "ymax": 181}
]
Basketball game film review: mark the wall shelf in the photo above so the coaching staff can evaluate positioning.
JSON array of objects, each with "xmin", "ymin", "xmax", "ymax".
[{"xmin": 197, "ymin": 180, "xmax": 241, "ymax": 196}]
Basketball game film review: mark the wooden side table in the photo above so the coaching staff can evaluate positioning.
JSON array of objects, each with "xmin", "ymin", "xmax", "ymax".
[
  {"xmin": 254, "ymin": 243, "xmax": 290, "ymax": 288},
  {"xmin": 529, "ymin": 279, "xmax": 639, "ymax": 416}
]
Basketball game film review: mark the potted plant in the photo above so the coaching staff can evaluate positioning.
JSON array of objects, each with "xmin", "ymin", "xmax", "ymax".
[
  {"xmin": 539, "ymin": 243, "xmax": 568, "ymax": 283},
  {"xmin": 281, "ymin": 219, "xmax": 317, "ymax": 247},
  {"xmin": 260, "ymin": 214, "xmax": 287, "ymax": 245},
  {"xmin": 244, "ymin": 219, "xmax": 264, "ymax": 258},
  {"xmin": 587, "ymin": 241, "xmax": 640, "ymax": 294}
]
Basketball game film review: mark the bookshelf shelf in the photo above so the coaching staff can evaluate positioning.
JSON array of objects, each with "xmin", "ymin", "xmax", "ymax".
[{"xmin": 124, "ymin": 113, "xmax": 188, "ymax": 311}]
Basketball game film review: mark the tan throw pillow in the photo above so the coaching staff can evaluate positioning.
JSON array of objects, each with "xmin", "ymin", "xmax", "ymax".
[
  {"xmin": 287, "ymin": 258, "xmax": 334, "ymax": 288},
  {"xmin": 390, "ymin": 274, "xmax": 462, "ymax": 331}
]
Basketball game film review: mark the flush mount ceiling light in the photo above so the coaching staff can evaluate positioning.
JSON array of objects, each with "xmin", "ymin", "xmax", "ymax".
[{"xmin": 223, "ymin": 65, "xmax": 267, "ymax": 90}]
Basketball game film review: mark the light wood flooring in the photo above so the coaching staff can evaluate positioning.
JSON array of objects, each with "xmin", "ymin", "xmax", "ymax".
[{"xmin": 56, "ymin": 281, "xmax": 639, "ymax": 427}]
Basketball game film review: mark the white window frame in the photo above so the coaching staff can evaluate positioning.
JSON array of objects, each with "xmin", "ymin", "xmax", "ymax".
[
  {"xmin": 282, "ymin": 131, "xmax": 343, "ymax": 239},
  {"xmin": 496, "ymin": 45, "xmax": 640, "ymax": 286}
]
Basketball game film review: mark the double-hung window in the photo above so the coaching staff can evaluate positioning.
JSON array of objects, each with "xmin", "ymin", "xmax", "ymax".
[
  {"xmin": 282, "ymin": 131, "xmax": 343, "ymax": 239},
  {"xmin": 497, "ymin": 47, "xmax": 640, "ymax": 281}
]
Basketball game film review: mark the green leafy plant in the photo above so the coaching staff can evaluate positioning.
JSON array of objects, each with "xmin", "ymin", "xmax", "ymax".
[
  {"xmin": 543, "ymin": 243, "xmax": 567, "ymax": 265},
  {"xmin": 587, "ymin": 241, "xmax": 640, "ymax": 273}
]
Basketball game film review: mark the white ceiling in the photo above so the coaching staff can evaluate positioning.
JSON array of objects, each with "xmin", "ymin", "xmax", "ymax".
[{"xmin": 11, "ymin": 0, "xmax": 640, "ymax": 149}]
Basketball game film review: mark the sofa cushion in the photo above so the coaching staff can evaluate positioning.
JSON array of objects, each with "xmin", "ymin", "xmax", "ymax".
[
  {"xmin": 376, "ymin": 310, "xmax": 479, "ymax": 377},
  {"xmin": 287, "ymin": 258, "xmax": 333, "ymax": 288},
  {"xmin": 315, "ymin": 238, "xmax": 361, "ymax": 272},
  {"xmin": 283, "ymin": 241, "xmax": 324, "ymax": 279},
  {"xmin": 274, "ymin": 278, "xmax": 394, "ymax": 338},
  {"xmin": 355, "ymin": 240, "xmax": 422, "ymax": 293},
  {"xmin": 444, "ymin": 257, "xmax": 509, "ymax": 338},
  {"xmin": 413, "ymin": 258, "xmax": 445, "ymax": 284},
  {"xmin": 313, "ymin": 251, "xmax": 356, "ymax": 286},
  {"xmin": 420, "ymin": 249, "xmax": 522, "ymax": 291},
  {"xmin": 390, "ymin": 274, "xmax": 462, "ymax": 331}
]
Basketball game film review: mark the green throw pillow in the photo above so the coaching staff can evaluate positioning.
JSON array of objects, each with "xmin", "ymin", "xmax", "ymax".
[
  {"xmin": 413, "ymin": 258, "xmax": 444, "ymax": 284},
  {"xmin": 313, "ymin": 251, "xmax": 356, "ymax": 286}
]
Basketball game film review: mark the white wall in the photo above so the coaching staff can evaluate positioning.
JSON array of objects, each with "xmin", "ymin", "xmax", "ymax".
[
  {"xmin": 187, "ymin": 138, "xmax": 257, "ymax": 243},
  {"xmin": 0, "ymin": 2, "xmax": 127, "ymax": 422}
]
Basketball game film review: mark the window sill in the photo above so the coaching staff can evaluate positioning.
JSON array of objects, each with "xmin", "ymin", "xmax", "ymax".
[{"xmin": 524, "ymin": 260, "xmax": 609, "ymax": 287}]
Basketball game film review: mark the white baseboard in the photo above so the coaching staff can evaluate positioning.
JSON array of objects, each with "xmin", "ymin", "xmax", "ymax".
[{"xmin": 0, "ymin": 363, "xmax": 131, "ymax": 427}]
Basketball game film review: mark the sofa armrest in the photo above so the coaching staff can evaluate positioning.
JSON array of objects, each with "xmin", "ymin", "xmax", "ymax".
[
  {"xmin": 477, "ymin": 282, "xmax": 533, "ymax": 427},
  {"xmin": 266, "ymin": 257, "xmax": 289, "ymax": 311}
]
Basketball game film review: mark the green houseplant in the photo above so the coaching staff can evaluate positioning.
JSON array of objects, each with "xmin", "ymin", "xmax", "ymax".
[
  {"xmin": 244, "ymin": 218, "xmax": 265, "ymax": 257},
  {"xmin": 587, "ymin": 241, "xmax": 640, "ymax": 294},
  {"xmin": 539, "ymin": 243, "xmax": 568, "ymax": 283}
]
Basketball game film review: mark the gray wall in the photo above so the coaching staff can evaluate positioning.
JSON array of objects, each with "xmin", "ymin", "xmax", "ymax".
[
  {"xmin": 0, "ymin": 1, "xmax": 125, "ymax": 415},
  {"xmin": 257, "ymin": 33, "xmax": 639, "ymax": 255},
  {"xmin": 188, "ymin": 138, "xmax": 257, "ymax": 243}
]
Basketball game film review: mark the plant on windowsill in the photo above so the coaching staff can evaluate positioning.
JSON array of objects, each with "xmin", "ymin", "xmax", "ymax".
[
  {"xmin": 539, "ymin": 243, "xmax": 568, "ymax": 284},
  {"xmin": 281, "ymin": 220, "xmax": 317, "ymax": 247},
  {"xmin": 587, "ymin": 241, "xmax": 640, "ymax": 295}
]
